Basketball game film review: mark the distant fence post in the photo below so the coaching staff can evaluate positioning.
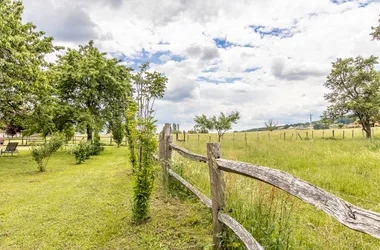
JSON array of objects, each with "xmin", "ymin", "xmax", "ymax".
[
  {"xmin": 207, "ymin": 143, "xmax": 225, "ymax": 250},
  {"xmin": 343, "ymin": 130, "xmax": 345, "ymax": 139},
  {"xmin": 209, "ymin": 135, "xmax": 211, "ymax": 142},
  {"xmin": 110, "ymin": 135, "xmax": 112, "ymax": 146},
  {"xmin": 306, "ymin": 132, "xmax": 309, "ymax": 140},
  {"xmin": 332, "ymin": 130, "xmax": 335, "ymax": 138},
  {"xmin": 198, "ymin": 134, "xmax": 200, "ymax": 144},
  {"xmin": 183, "ymin": 131, "xmax": 186, "ymax": 142}
]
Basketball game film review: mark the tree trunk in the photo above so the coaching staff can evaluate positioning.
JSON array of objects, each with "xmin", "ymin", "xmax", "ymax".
[
  {"xmin": 218, "ymin": 134, "xmax": 221, "ymax": 142},
  {"xmin": 87, "ymin": 125, "xmax": 93, "ymax": 142},
  {"xmin": 364, "ymin": 123, "xmax": 372, "ymax": 139}
]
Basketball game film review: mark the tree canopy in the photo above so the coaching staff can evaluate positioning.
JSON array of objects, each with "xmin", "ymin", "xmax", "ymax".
[
  {"xmin": 0, "ymin": 0, "xmax": 60, "ymax": 129},
  {"xmin": 53, "ymin": 41, "xmax": 132, "ymax": 140},
  {"xmin": 324, "ymin": 56, "xmax": 380, "ymax": 138},
  {"xmin": 371, "ymin": 15, "xmax": 380, "ymax": 40},
  {"xmin": 194, "ymin": 111, "xmax": 240, "ymax": 142}
]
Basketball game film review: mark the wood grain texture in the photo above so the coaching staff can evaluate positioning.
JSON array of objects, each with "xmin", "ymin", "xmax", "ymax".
[
  {"xmin": 218, "ymin": 212, "xmax": 264, "ymax": 250},
  {"xmin": 216, "ymin": 159, "xmax": 380, "ymax": 239},
  {"xmin": 169, "ymin": 143, "xmax": 208, "ymax": 163},
  {"xmin": 207, "ymin": 143, "xmax": 225, "ymax": 250},
  {"xmin": 168, "ymin": 169, "xmax": 212, "ymax": 209}
]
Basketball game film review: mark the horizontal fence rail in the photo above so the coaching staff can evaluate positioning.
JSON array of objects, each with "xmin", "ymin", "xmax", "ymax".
[
  {"xmin": 216, "ymin": 159, "xmax": 380, "ymax": 239},
  {"xmin": 169, "ymin": 143, "xmax": 207, "ymax": 163},
  {"xmin": 157, "ymin": 123, "xmax": 380, "ymax": 249}
]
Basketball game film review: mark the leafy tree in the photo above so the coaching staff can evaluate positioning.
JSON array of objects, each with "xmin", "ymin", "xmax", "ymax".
[
  {"xmin": 5, "ymin": 124, "xmax": 23, "ymax": 137},
  {"xmin": 264, "ymin": 119, "xmax": 278, "ymax": 132},
  {"xmin": 172, "ymin": 123, "xmax": 177, "ymax": 133},
  {"xmin": 31, "ymin": 135, "xmax": 64, "ymax": 172},
  {"xmin": 324, "ymin": 56, "xmax": 380, "ymax": 138},
  {"xmin": 194, "ymin": 111, "xmax": 240, "ymax": 142},
  {"xmin": 54, "ymin": 40, "xmax": 131, "ymax": 141},
  {"xmin": 0, "ymin": 0, "xmax": 61, "ymax": 130},
  {"xmin": 371, "ymin": 15, "xmax": 380, "ymax": 40},
  {"xmin": 110, "ymin": 116, "xmax": 124, "ymax": 147},
  {"xmin": 125, "ymin": 63, "xmax": 167, "ymax": 222}
]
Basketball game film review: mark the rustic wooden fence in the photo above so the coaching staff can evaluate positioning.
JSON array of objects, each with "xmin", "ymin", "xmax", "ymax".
[{"xmin": 157, "ymin": 123, "xmax": 380, "ymax": 250}]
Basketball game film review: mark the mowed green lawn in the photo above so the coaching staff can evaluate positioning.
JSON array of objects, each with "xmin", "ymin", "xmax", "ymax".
[{"xmin": 0, "ymin": 147, "xmax": 212, "ymax": 249}]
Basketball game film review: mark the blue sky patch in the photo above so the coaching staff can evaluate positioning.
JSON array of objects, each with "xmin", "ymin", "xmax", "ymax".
[
  {"xmin": 196, "ymin": 76, "xmax": 223, "ymax": 84},
  {"xmin": 225, "ymin": 77, "xmax": 242, "ymax": 83},
  {"xmin": 244, "ymin": 67, "xmax": 260, "ymax": 73},
  {"xmin": 249, "ymin": 25, "xmax": 294, "ymax": 39},
  {"xmin": 110, "ymin": 49, "xmax": 185, "ymax": 70}
]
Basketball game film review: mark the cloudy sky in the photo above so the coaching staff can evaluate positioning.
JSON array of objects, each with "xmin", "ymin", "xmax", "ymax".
[{"xmin": 23, "ymin": 0, "xmax": 380, "ymax": 131}]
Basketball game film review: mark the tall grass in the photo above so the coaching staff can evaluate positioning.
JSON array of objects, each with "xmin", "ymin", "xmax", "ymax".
[{"xmin": 170, "ymin": 130, "xmax": 380, "ymax": 249}]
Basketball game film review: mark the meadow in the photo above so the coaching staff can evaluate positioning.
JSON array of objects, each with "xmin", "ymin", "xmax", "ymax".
[
  {"xmin": 0, "ymin": 147, "xmax": 213, "ymax": 249},
  {"xmin": 172, "ymin": 128, "xmax": 380, "ymax": 249}
]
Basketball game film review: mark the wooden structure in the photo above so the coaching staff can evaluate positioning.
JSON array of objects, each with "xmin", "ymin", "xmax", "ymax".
[{"xmin": 157, "ymin": 124, "xmax": 380, "ymax": 249}]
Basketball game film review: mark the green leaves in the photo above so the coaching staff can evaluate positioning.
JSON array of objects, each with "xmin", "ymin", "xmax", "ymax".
[
  {"xmin": 371, "ymin": 15, "xmax": 380, "ymax": 40},
  {"xmin": 54, "ymin": 40, "xmax": 132, "ymax": 140},
  {"xmin": 0, "ymin": 0, "xmax": 60, "ymax": 126},
  {"xmin": 324, "ymin": 56, "xmax": 380, "ymax": 138},
  {"xmin": 194, "ymin": 111, "xmax": 240, "ymax": 141}
]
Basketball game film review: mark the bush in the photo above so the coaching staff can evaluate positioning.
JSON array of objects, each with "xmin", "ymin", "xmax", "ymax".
[
  {"xmin": 31, "ymin": 135, "xmax": 64, "ymax": 172},
  {"xmin": 73, "ymin": 141, "xmax": 91, "ymax": 164},
  {"xmin": 90, "ymin": 133, "xmax": 104, "ymax": 155},
  {"xmin": 74, "ymin": 135, "xmax": 104, "ymax": 164}
]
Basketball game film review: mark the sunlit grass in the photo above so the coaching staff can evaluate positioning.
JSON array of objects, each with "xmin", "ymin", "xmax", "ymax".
[
  {"xmin": 0, "ymin": 147, "xmax": 212, "ymax": 249},
  {"xmin": 172, "ymin": 129, "xmax": 380, "ymax": 249}
]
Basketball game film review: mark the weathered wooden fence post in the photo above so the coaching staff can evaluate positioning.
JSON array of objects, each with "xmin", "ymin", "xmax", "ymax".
[
  {"xmin": 306, "ymin": 132, "xmax": 309, "ymax": 140},
  {"xmin": 183, "ymin": 131, "xmax": 186, "ymax": 142},
  {"xmin": 159, "ymin": 124, "xmax": 172, "ymax": 188},
  {"xmin": 207, "ymin": 143, "xmax": 225, "ymax": 250},
  {"xmin": 332, "ymin": 130, "xmax": 335, "ymax": 138},
  {"xmin": 209, "ymin": 135, "xmax": 211, "ymax": 142},
  {"xmin": 198, "ymin": 134, "xmax": 200, "ymax": 144}
]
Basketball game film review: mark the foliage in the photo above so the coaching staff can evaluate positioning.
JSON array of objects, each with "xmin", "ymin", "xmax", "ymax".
[
  {"xmin": 313, "ymin": 123, "xmax": 330, "ymax": 130},
  {"xmin": 324, "ymin": 56, "xmax": 380, "ymax": 138},
  {"xmin": 338, "ymin": 123, "xmax": 344, "ymax": 129},
  {"xmin": 264, "ymin": 119, "xmax": 278, "ymax": 131},
  {"xmin": 0, "ymin": 0, "xmax": 61, "ymax": 129},
  {"xmin": 91, "ymin": 132, "xmax": 104, "ymax": 155},
  {"xmin": 370, "ymin": 15, "xmax": 380, "ymax": 40},
  {"xmin": 194, "ymin": 111, "xmax": 240, "ymax": 142},
  {"xmin": 73, "ymin": 140, "xmax": 91, "ymax": 164},
  {"xmin": 126, "ymin": 63, "xmax": 167, "ymax": 222},
  {"xmin": 5, "ymin": 124, "xmax": 24, "ymax": 137},
  {"xmin": 110, "ymin": 116, "xmax": 125, "ymax": 147},
  {"xmin": 53, "ymin": 40, "xmax": 132, "ymax": 141},
  {"xmin": 31, "ymin": 135, "xmax": 64, "ymax": 172}
]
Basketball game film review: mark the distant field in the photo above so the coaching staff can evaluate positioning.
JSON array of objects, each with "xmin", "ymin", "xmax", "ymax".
[{"xmin": 172, "ymin": 129, "xmax": 380, "ymax": 249}]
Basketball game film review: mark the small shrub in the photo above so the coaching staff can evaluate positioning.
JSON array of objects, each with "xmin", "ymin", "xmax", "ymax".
[
  {"xmin": 31, "ymin": 135, "xmax": 64, "ymax": 172},
  {"xmin": 89, "ymin": 133, "xmax": 104, "ymax": 156},
  {"xmin": 73, "ymin": 141, "xmax": 91, "ymax": 164}
]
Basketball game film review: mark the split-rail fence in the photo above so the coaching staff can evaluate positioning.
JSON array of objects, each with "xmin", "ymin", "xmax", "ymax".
[{"xmin": 156, "ymin": 123, "xmax": 380, "ymax": 250}]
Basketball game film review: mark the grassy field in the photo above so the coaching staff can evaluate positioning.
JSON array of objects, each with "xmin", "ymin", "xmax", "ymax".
[
  {"xmin": 172, "ymin": 129, "xmax": 380, "ymax": 249},
  {"xmin": 0, "ymin": 147, "xmax": 213, "ymax": 249}
]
